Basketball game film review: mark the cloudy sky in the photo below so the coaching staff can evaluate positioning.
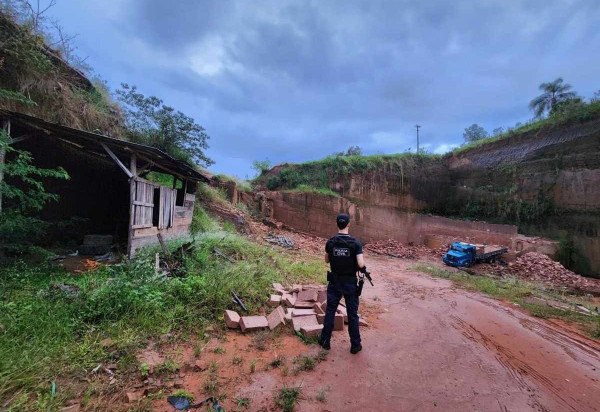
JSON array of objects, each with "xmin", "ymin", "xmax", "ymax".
[{"xmin": 47, "ymin": 0, "xmax": 599, "ymax": 178}]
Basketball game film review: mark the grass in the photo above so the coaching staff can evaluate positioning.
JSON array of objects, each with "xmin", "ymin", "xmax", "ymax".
[
  {"xmin": 275, "ymin": 384, "xmax": 302, "ymax": 412},
  {"xmin": 451, "ymin": 100, "xmax": 600, "ymax": 156},
  {"xmin": 316, "ymin": 387, "xmax": 328, "ymax": 402},
  {"xmin": 235, "ymin": 396, "xmax": 251, "ymax": 409},
  {"xmin": 0, "ymin": 210, "xmax": 325, "ymax": 409},
  {"xmin": 203, "ymin": 361, "xmax": 220, "ymax": 396},
  {"xmin": 292, "ymin": 350, "xmax": 328, "ymax": 374},
  {"xmin": 285, "ymin": 184, "xmax": 340, "ymax": 197},
  {"xmin": 411, "ymin": 263, "xmax": 600, "ymax": 339},
  {"xmin": 269, "ymin": 355, "xmax": 285, "ymax": 369}
]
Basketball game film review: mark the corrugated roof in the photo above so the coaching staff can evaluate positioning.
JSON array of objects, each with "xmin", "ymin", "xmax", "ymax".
[{"xmin": 1, "ymin": 110, "xmax": 211, "ymax": 182}]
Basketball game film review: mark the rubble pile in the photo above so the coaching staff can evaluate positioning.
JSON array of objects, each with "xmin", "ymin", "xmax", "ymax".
[
  {"xmin": 506, "ymin": 252, "xmax": 600, "ymax": 294},
  {"xmin": 224, "ymin": 282, "xmax": 369, "ymax": 337},
  {"xmin": 264, "ymin": 234, "xmax": 295, "ymax": 249},
  {"xmin": 365, "ymin": 239, "xmax": 434, "ymax": 259}
]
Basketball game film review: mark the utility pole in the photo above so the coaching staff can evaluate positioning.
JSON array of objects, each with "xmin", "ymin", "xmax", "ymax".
[{"xmin": 415, "ymin": 124, "xmax": 421, "ymax": 154}]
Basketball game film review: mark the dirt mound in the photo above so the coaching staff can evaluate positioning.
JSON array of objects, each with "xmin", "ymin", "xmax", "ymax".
[
  {"xmin": 365, "ymin": 239, "xmax": 443, "ymax": 259},
  {"xmin": 507, "ymin": 252, "xmax": 600, "ymax": 294}
]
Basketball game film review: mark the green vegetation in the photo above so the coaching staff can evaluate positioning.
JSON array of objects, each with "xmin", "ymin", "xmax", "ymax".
[
  {"xmin": 0, "ymin": 129, "xmax": 70, "ymax": 256},
  {"xmin": 463, "ymin": 123, "xmax": 488, "ymax": 143},
  {"xmin": 116, "ymin": 83, "xmax": 212, "ymax": 166},
  {"xmin": 411, "ymin": 264, "xmax": 600, "ymax": 339},
  {"xmin": 292, "ymin": 350, "xmax": 328, "ymax": 374},
  {"xmin": 214, "ymin": 174, "xmax": 252, "ymax": 192},
  {"xmin": 285, "ymin": 184, "xmax": 340, "ymax": 197},
  {"xmin": 252, "ymin": 159, "xmax": 272, "ymax": 177},
  {"xmin": 235, "ymin": 396, "xmax": 251, "ymax": 409},
  {"xmin": 262, "ymin": 152, "xmax": 439, "ymax": 192},
  {"xmin": 0, "ymin": 214, "xmax": 325, "ymax": 409},
  {"xmin": 275, "ymin": 384, "xmax": 302, "ymax": 412},
  {"xmin": 529, "ymin": 77, "xmax": 577, "ymax": 118}
]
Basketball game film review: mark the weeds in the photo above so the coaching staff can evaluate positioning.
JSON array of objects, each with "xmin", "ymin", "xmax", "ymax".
[
  {"xmin": 232, "ymin": 356, "xmax": 243, "ymax": 366},
  {"xmin": 411, "ymin": 264, "xmax": 600, "ymax": 339},
  {"xmin": 269, "ymin": 355, "xmax": 285, "ymax": 369},
  {"xmin": 295, "ymin": 331, "xmax": 320, "ymax": 345},
  {"xmin": 0, "ymin": 230, "xmax": 324, "ymax": 409},
  {"xmin": 316, "ymin": 387, "xmax": 329, "ymax": 402},
  {"xmin": 293, "ymin": 350, "xmax": 327, "ymax": 374},
  {"xmin": 275, "ymin": 384, "xmax": 302, "ymax": 412},
  {"xmin": 235, "ymin": 396, "xmax": 251, "ymax": 409},
  {"xmin": 213, "ymin": 346, "xmax": 225, "ymax": 354},
  {"xmin": 203, "ymin": 362, "xmax": 219, "ymax": 395},
  {"xmin": 249, "ymin": 359, "xmax": 257, "ymax": 373},
  {"xmin": 251, "ymin": 330, "xmax": 271, "ymax": 351}
]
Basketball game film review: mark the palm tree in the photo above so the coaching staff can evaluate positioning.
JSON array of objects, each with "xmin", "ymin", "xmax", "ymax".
[{"xmin": 529, "ymin": 78, "xmax": 577, "ymax": 117}]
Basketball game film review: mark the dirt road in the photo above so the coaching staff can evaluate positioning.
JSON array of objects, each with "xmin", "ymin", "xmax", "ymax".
[{"xmin": 238, "ymin": 256, "xmax": 600, "ymax": 411}]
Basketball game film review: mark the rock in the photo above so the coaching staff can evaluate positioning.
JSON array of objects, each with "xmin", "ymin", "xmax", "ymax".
[
  {"xmin": 292, "ymin": 314, "xmax": 319, "ymax": 332},
  {"xmin": 173, "ymin": 379, "xmax": 184, "ymax": 389},
  {"xmin": 300, "ymin": 324, "xmax": 323, "ymax": 337},
  {"xmin": 267, "ymin": 294, "xmax": 282, "ymax": 307},
  {"xmin": 267, "ymin": 306, "xmax": 286, "ymax": 330},
  {"xmin": 239, "ymin": 316, "xmax": 269, "ymax": 332},
  {"xmin": 224, "ymin": 310, "xmax": 241, "ymax": 329}
]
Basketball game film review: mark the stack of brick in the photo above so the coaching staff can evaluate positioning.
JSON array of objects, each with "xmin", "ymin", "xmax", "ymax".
[{"xmin": 224, "ymin": 281, "xmax": 370, "ymax": 335}]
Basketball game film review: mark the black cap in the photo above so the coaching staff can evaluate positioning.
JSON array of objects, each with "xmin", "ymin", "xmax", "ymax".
[{"xmin": 336, "ymin": 213, "xmax": 350, "ymax": 226}]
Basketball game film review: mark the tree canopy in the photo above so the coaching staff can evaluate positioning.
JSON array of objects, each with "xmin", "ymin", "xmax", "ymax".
[
  {"xmin": 529, "ymin": 78, "xmax": 577, "ymax": 118},
  {"xmin": 463, "ymin": 124, "xmax": 488, "ymax": 143},
  {"xmin": 116, "ymin": 84, "xmax": 213, "ymax": 167}
]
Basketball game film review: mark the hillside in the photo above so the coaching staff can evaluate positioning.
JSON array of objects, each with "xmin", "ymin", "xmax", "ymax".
[{"xmin": 256, "ymin": 111, "xmax": 600, "ymax": 277}]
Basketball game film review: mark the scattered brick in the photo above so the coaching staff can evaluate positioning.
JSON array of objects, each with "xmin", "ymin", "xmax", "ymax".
[
  {"xmin": 267, "ymin": 294, "xmax": 282, "ymax": 307},
  {"xmin": 317, "ymin": 289, "xmax": 327, "ymax": 303},
  {"xmin": 294, "ymin": 300, "xmax": 315, "ymax": 309},
  {"xmin": 291, "ymin": 284, "xmax": 303, "ymax": 293},
  {"xmin": 224, "ymin": 310, "xmax": 240, "ymax": 329},
  {"xmin": 292, "ymin": 308, "xmax": 317, "ymax": 317},
  {"xmin": 267, "ymin": 306, "xmax": 286, "ymax": 330},
  {"xmin": 239, "ymin": 316, "xmax": 269, "ymax": 332},
  {"xmin": 334, "ymin": 313, "xmax": 344, "ymax": 331},
  {"xmin": 297, "ymin": 289, "xmax": 318, "ymax": 302},
  {"xmin": 313, "ymin": 302, "xmax": 324, "ymax": 315},
  {"xmin": 291, "ymin": 314, "xmax": 319, "ymax": 332},
  {"xmin": 282, "ymin": 293, "xmax": 296, "ymax": 307},
  {"xmin": 301, "ymin": 324, "xmax": 324, "ymax": 337},
  {"xmin": 317, "ymin": 314, "xmax": 325, "ymax": 324}
]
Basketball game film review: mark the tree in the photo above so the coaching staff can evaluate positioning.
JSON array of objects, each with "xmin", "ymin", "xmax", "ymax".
[
  {"xmin": 116, "ymin": 84, "xmax": 213, "ymax": 167},
  {"xmin": 529, "ymin": 78, "xmax": 577, "ymax": 118},
  {"xmin": 345, "ymin": 145, "xmax": 362, "ymax": 156},
  {"xmin": 252, "ymin": 159, "xmax": 271, "ymax": 177},
  {"xmin": 492, "ymin": 127, "xmax": 504, "ymax": 136},
  {"xmin": 463, "ymin": 124, "xmax": 488, "ymax": 143}
]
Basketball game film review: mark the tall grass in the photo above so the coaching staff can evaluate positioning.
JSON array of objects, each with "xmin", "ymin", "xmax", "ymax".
[{"xmin": 0, "ymin": 228, "xmax": 325, "ymax": 409}]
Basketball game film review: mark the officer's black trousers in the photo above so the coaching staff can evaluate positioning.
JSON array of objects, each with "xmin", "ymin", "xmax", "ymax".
[{"xmin": 320, "ymin": 278, "xmax": 361, "ymax": 348}]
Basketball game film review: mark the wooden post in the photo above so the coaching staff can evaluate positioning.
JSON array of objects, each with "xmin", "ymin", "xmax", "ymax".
[
  {"xmin": 126, "ymin": 154, "xmax": 138, "ymax": 259},
  {"xmin": 0, "ymin": 120, "xmax": 10, "ymax": 214}
]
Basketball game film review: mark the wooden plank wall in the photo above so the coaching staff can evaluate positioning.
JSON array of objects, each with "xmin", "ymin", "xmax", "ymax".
[{"xmin": 129, "ymin": 180, "xmax": 195, "ymax": 255}]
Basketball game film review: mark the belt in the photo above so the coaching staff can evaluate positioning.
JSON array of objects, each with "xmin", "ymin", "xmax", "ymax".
[{"xmin": 332, "ymin": 272, "xmax": 357, "ymax": 280}]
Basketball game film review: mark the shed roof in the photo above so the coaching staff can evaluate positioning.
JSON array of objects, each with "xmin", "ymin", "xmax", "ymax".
[{"xmin": 1, "ymin": 110, "xmax": 211, "ymax": 182}]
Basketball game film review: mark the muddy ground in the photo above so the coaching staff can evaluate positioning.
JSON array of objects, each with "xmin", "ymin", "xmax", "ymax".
[{"xmin": 139, "ymin": 255, "xmax": 600, "ymax": 412}]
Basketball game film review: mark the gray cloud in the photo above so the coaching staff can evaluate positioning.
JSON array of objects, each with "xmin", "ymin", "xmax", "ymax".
[{"xmin": 50, "ymin": 0, "xmax": 600, "ymax": 177}]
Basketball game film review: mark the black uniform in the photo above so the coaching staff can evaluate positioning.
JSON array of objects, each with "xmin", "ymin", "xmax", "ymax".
[{"xmin": 320, "ymin": 233, "xmax": 363, "ymax": 349}]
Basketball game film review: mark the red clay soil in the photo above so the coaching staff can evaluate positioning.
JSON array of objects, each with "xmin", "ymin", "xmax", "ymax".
[{"xmin": 229, "ymin": 256, "xmax": 600, "ymax": 411}]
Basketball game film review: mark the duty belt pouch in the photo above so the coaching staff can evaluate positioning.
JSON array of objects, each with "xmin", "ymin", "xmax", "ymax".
[{"xmin": 327, "ymin": 271, "xmax": 333, "ymax": 282}]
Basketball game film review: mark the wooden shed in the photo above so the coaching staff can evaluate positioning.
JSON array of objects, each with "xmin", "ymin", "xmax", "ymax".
[{"xmin": 1, "ymin": 110, "xmax": 210, "ymax": 257}]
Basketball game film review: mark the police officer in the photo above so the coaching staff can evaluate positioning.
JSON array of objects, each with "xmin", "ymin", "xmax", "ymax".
[{"xmin": 320, "ymin": 213, "xmax": 369, "ymax": 354}]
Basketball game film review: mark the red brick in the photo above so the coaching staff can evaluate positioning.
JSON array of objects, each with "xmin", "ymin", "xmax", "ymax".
[
  {"xmin": 224, "ymin": 310, "xmax": 240, "ymax": 329},
  {"xmin": 272, "ymin": 282, "xmax": 285, "ymax": 293},
  {"xmin": 317, "ymin": 290, "xmax": 327, "ymax": 303},
  {"xmin": 282, "ymin": 293, "xmax": 296, "ymax": 307},
  {"xmin": 300, "ymin": 324, "xmax": 323, "ymax": 337},
  {"xmin": 297, "ymin": 289, "xmax": 318, "ymax": 302},
  {"xmin": 267, "ymin": 294, "xmax": 282, "ymax": 307},
  {"xmin": 294, "ymin": 301, "xmax": 314, "ymax": 309},
  {"xmin": 267, "ymin": 306, "xmax": 286, "ymax": 330},
  {"xmin": 291, "ymin": 314, "xmax": 319, "ymax": 332},
  {"xmin": 313, "ymin": 302, "xmax": 324, "ymax": 315},
  {"xmin": 239, "ymin": 316, "xmax": 269, "ymax": 332},
  {"xmin": 334, "ymin": 313, "xmax": 344, "ymax": 331},
  {"xmin": 291, "ymin": 284, "xmax": 303, "ymax": 293},
  {"xmin": 292, "ymin": 308, "xmax": 317, "ymax": 317},
  {"xmin": 317, "ymin": 314, "xmax": 325, "ymax": 324}
]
